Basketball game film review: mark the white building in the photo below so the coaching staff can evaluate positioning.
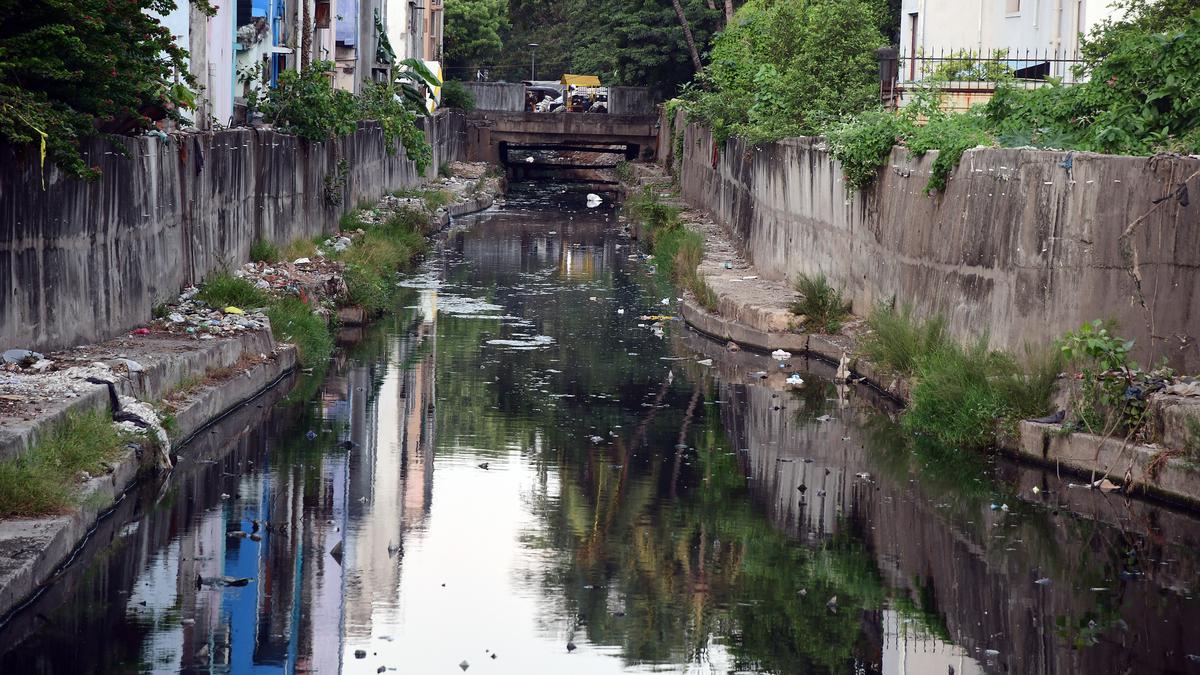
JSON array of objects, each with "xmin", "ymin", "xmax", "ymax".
[{"xmin": 899, "ymin": 0, "xmax": 1121, "ymax": 80}]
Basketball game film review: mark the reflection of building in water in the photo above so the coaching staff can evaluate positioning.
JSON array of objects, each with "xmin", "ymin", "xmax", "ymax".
[
  {"xmin": 557, "ymin": 243, "xmax": 599, "ymax": 280},
  {"xmin": 341, "ymin": 302, "xmax": 440, "ymax": 652}
]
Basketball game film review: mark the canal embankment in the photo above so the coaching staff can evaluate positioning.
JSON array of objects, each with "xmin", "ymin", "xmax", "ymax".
[
  {"xmin": 0, "ymin": 157, "xmax": 501, "ymax": 621},
  {"xmin": 628, "ymin": 116, "xmax": 1200, "ymax": 508}
]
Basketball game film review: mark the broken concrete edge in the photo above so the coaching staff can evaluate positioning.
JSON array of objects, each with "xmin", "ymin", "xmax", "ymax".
[
  {"xmin": 0, "ymin": 329, "xmax": 278, "ymax": 463},
  {"xmin": 1000, "ymin": 421, "xmax": 1200, "ymax": 510},
  {"xmin": 0, "ymin": 347, "xmax": 296, "ymax": 623}
]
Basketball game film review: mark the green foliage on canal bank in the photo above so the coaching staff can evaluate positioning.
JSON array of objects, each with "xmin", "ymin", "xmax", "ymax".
[
  {"xmin": 628, "ymin": 187, "xmax": 717, "ymax": 310},
  {"xmin": 864, "ymin": 305, "xmax": 1061, "ymax": 449},
  {"xmin": 265, "ymin": 297, "xmax": 335, "ymax": 367},
  {"xmin": 678, "ymin": 0, "xmax": 1200, "ymax": 194},
  {"xmin": 338, "ymin": 208, "xmax": 428, "ymax": 314},
  {"xmin": 0, "ymin": 411, "xmax": 132, "ymax": 517},
  {"xmin": 196, "ymin": 272, "xmax": 269, "ymax": 310}
]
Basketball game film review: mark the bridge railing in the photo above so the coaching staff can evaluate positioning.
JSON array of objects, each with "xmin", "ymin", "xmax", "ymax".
[{"xmin": 456, "ymin": 82, "xmax": 657, "ymax": 114}]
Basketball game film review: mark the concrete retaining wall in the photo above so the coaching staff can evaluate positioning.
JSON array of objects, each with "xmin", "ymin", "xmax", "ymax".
[
  {"xmin": 608, "ymin": 87, "xmax": 655, "ymax": 115},
  {"xmin": 677, "ymin": 121, "xmax": 1200, "ymax": 370},
  {"xmin": 0, "ymin": 112, "xmax": 465, "ymax": 354},
  {"xmin": 460, "ymin": 82, "xmax": 525, "ymax": 111}
]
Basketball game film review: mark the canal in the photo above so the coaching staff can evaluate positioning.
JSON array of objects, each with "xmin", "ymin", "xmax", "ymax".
[{"xmin": 2, "ymin": 183, "xmax": 1199, "ymax": 674}]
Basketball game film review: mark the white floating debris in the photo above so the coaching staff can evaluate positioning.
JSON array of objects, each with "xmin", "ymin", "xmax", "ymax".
[
  {"xmin": 786, "ymin": 373, "xmax": 804, "ymax": 386},
  {"xmin": 585, "ymin": 193, "xmax": 602, "ymax": 208},
  {"xmin": 696, "ymin": 358, "xmax": 713, "ymax": 366},
  {"xmin": 815, "ymin": 414, "xmax": 832, "ymax": 422},
  {"xmin": 771, "ymin": 349, "xmax": 792, "ymax": 360}
]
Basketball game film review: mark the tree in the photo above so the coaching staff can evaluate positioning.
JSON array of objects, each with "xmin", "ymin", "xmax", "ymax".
[
  {"xmin": 444, "ymin": 0, "xmax": 509, "ymax": 72},
  {"xmin": 498, "ymin": 0, "xmax": 720, "ymax": 93},
  {"xmin": 0, "ymin": 0, "xmax": 213, "ymax": 179}
]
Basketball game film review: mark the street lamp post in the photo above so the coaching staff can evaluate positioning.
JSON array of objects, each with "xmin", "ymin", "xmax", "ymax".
[{"xmin": 528, "ymin": 43, "xmax": 538, "ymax": 81}]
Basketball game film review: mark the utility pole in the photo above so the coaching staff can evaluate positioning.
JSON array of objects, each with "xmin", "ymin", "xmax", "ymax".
[{"xmin": 528, "ymin": 43, "xmax": 538, "ymax": 81}]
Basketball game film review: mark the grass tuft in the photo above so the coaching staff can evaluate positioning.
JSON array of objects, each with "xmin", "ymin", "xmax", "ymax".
[
  {"xmin": 196, "ymin": 271, "xmax": 269, "ymax": 309},
  {"xmin": 789, "ymin": 274, "xmax": 850, "ymax": 333},
  {"xmin": 0, "ymin": 411, "xmax": 132, "ymax": 517},
  {"xmin": 266, "ymin": 297, "xmax": 334, "ymax": 366},
  {"xmin": 250, "ymin": 239, "xmax": 280, "ymax": 263},
  {"xmin": 861, "ymin": 304, "xmax": 950, "ymax": 377}
]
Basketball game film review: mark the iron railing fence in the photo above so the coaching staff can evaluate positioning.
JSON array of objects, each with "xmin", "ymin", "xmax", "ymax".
[{"xmin": 882, "ymin": 47, "xmax": 1087, "ymax": 92}]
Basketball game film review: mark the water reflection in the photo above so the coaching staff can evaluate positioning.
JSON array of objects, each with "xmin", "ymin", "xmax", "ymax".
[{"xmin": 1, "ymin": 184, "xmax": 1199, "ymax": 674}]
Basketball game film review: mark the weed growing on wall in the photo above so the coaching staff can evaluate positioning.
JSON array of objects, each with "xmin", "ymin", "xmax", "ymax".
[
  {"xmin": 789, "ymin": 274, "xmax": 851, "ymax": 333},
  {"xmin": 0, "ymin": 411, "xmax": 133, "ymax": 517}
]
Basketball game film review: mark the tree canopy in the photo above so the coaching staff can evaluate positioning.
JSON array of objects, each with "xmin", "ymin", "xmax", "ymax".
[
  {"xmin": 0, "ymin": 0, "xmax": 212, "ymax": 178},
  {"xmin": 444, "ymin": 0, "xmax": 510, "ymax": 74}
]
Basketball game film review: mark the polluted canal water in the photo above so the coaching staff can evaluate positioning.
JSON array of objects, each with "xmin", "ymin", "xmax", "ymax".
[{"xmin": 2, "ymin": 183, "xmax": 1200, "ymax": 674}]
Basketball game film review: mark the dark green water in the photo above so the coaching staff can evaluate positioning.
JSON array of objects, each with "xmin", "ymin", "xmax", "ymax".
[{"xmin": 1, "ymin": 184, "xmax": 1198, "ymax": 674}]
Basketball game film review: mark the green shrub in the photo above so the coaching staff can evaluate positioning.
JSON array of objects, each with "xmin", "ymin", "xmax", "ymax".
[
  {"xmin": 440, "ymin": 80, "xmax": 475, "ymax": 110},
  {"xmin": 789, "ymin": 274, "xmax": 851, "ymax": 333},
  {"xmin": 905, "ymin": 110, "xmax": 994, "ymax": 193},
  {"xmin": 0, "ymin": 411, "xmax": 132, "ymax": 516},
  {"xmin": 614, "ymin": 160, "xmax": 635, "ymax": 183},
  {"xmin": 627, "ymin": 186, "xmax": 681, "ymax": 234},
  {"xmin": 826, "ymin": 110, "xmax": 904, "ymax": 189},
  {"xmin": 438, "ymin": 162, "xmax": 453, "ymax": 178},
  {"xmin": 250, "ymin": 239, "xmax": 280, "ymax": 263},
  {"xmin": 861, "ymin": 304, "xmax": 950, "ymax": 377},
  {"xmin": 266, "ymin": 297, "xmax": 333, "ymax": 366},
  {"xmin": 197, "ymin": 271, "xmax": 269, "ymax": 309}
]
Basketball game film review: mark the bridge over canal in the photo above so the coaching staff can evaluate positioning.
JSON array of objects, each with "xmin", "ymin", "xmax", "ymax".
[{"xmin": 463, "ymin": 110, "xmax": 659, "ymax": 169}]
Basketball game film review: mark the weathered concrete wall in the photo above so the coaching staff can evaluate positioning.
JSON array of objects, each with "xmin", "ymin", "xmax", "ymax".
[
  {"xmin": 0, "ymin": 113, "xmax": 465, "ymax": 353},
  {"xmin": 459, "ymin": 82, "xmax": 525, "ymax": 111},
  {"xmin": 607, "ymin": 87, "xmax": 655, "ymax": 115},
  {"xmin": 678, "ymin": 122, "xmax": 1200, "ymax": 370}
]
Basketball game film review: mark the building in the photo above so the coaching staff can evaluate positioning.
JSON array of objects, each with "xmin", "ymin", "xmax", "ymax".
[
  {"xmin": 154, "ymin": 0, "xmax": 443, "ymax": 129},
  {"xmin": 898, "ymin": 0, "xmax": 1120, "ymax": 80}
]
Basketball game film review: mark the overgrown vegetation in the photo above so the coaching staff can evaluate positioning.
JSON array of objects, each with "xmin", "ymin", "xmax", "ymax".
[
  {"xmin": 627, "ymin": 187, "xmax": 717, "ymax": 310},
  {"xmin": 440, "ymin": 81, "xmax": 475, "ymax": 110},
  {"xmin": 789, "ymin": 274, "xmax": 850, "ymax": 333},
  {"xmin": 248, "ymin": 59, "xmax": 435, "ymax": 173},
  {"xmin": 682, "ymin": 0, "xmax": 890, "ymax": 145},
  {"xmin": 904, "ymin": 339, "xmax": 1061, "ymax": 448},
  {"xmin": 394, "ymin": 187, "xmax": 454, "ymax": 211},
  {"xmin": 863, "ymin": 304, "xmax": 1061, "ymax": 449},
  {"xmin": 614, "ymin": 160, "xmax": 635, "ymax": 183},
  {"xmin": 336, "ymin": 207, "xmax": 428, "ymax": 314},
  {"xmin": 250, "ymin": 239, "xmax": 281, "ymax": 264},
  {"xmin": 0, "ymin": 411, "xmax": 132, "ymax": 517},
  {"xmin": 0, "ymin": 0, "xmax": 214, "ymax": 179},
  {"xmin": 265, "ymin": 297, "xmax": 334, "ymax": 366},
  {"xmin": 680, "ymin": 0, "xmax": 1200, "ymax": 194},
  {"xmin": 195, "ymin": 271, "xmax": 269, "ymax": 309},
  {"xmin": 1057, "ymin": 319, "xmax": 1172, "ymax": 439},
  {"xmin": 860, "ymin": 304, "xmax": 949, "ymax": 377}
]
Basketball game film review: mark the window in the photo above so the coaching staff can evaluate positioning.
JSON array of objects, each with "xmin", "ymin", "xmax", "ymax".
[{"xmin": 1006, "ymin": 0, "xmax": 1020, "ymax": 13}]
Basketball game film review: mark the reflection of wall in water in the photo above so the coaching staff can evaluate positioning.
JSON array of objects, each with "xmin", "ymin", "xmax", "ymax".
[{"xmin": 720, "ymin": 379, "xmax": 1200, "ymax": 675}]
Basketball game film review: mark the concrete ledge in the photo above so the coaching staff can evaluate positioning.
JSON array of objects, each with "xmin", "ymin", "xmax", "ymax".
[
  {"xmin": 433, "ymin": 191, "xmax": 497, "ymax": 230},
  {"xmin": 0, "ymin": 342, "xmax": 297, "ymax": 621},
  {"xmin": 680, "ymin": 298, "xmax": 808, "ymax": 353},
  {"xmin": 1004, "ymin": 421, "xmax": 1200, "ymax": 508},
  {"xmin": 0, "ymin": 330, "xmax": 278, "ymax": 463}
]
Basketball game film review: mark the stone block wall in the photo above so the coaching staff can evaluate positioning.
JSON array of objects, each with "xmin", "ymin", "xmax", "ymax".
[
  {"xmin": 0, "ymin": 112, "xmax": 465, "ymax": 353},
  {"xmin": 676, "ymin": 121, "xmax": 1200, "ymax": 370}
]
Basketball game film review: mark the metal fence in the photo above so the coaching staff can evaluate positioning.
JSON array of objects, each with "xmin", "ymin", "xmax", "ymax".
[
  {"xmin": 882, "ymin": 47, "xmax": 1085, "ymax": 90},
  {"xmin": 877, "ymin": 47, "xmax": 1087, "ymax": 111}
]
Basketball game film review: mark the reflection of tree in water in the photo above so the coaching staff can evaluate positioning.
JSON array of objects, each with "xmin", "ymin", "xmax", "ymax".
[{"xmin": 521, "ymin": 384, "xmax": 902, "ymax": 673}]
